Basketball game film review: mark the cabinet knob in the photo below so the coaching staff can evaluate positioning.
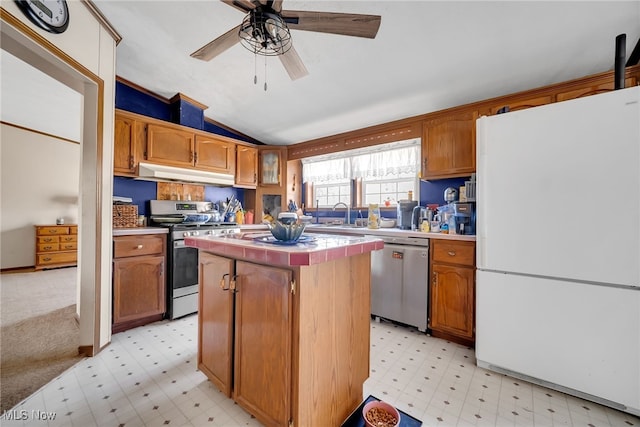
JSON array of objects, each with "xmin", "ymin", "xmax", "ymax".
[
  {"xmin": 137, "ymin": 244, "xmax": 143, "ymax": 249},
  {"xmin": 43, "ymin": 257, "xmax": 51, "ymax": 261},
  {"xmin": 447, "ymin": 251, "xmax": 456, "ymax": 256}
]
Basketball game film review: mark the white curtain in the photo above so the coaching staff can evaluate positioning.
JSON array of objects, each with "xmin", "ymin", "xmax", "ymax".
[
  {"xmin": 351, "ymin": 145, "xmax": 420, "ymax": 179},
  {"xmin": 301, "ymin": 139, "xmax": 420, "ymax": 182},
  {"xmin": 302, "ymin": 157, "xmax": 350, "ymax": 183}
]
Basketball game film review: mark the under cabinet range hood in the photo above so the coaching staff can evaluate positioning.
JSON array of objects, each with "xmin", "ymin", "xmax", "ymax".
[{"xmin": 137, "ymin": 162, "xmax": 235, "ymax": 186}]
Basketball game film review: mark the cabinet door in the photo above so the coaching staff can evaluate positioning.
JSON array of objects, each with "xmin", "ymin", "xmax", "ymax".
[
  {"xmin": 234, "ymin": 261, "xmax": 292, "ymax": 427},
  {"xmin": 146, "ymin": 123, "xmax": 195, "ymax": 168},
  {"xmin": 235, "ymin": 145, "xmax": 258, "ymax": 187},
  {"xmin": 430, "ymin": 263, "xmax": 474, "ymax": 339},
  {"xmin": 114, "ymin": 115, "xmax": 136, "ymax": 175},
  {"xmin": 195, "ymin": 135, "xmax": 235, "ymax": 174},
  {"xmin": 556, "ymin": 77, "xmax": 637, "ymax": 102},
  {"xmin": 489, "ymin": 95, "xmax": 552, "ymax": 115},
  {"xmin": 198, "ymin": 253, "xmax": 235, "ymax": 397},
  {"xmin": 422, "ymin": 111, "xmax": 477, "ymax": 179},
  {"xmin": 113, "ymin": 255, "xmax": 165, "ymax": 324}
]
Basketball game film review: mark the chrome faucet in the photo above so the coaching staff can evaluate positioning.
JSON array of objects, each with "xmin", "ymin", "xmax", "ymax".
[{"xmin": 332, "ymin": 202, "xmax": 350, "ymax": 225}]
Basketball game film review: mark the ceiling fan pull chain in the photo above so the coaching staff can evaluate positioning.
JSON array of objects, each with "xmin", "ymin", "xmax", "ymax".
[
  {"xmin": 264, "ymin": 55, "xmax": 268, "ymax": 91},
  {"xmin": 254, "ymin": 51, "xmax": 258, "ymax": 85}
]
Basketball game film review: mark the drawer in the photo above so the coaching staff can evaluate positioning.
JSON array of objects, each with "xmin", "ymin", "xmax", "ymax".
[
  {"xmin": 60, "ymin": 235, "xmax": 77, "ymax": 243},
  {"xmin": 37, "ymin": 236, "xmax": 60, "ymax": 244},
  {"xmin": 37, "ymin": 252, "xmax": 77, "ymax": 265},
  {"xmin": 431, "ymin": 240, "xmax": 475, "ymax": 267},
  {"xmin": 70, "ymin": 226, "xmax": 78, "ymax": 234},
  {"xmin": 114, "ymin": 235, "xmax": 165, "ymax": 258},
  {"xmin": 37, "ymin": 226, "xmax": 70, "ymax": 235},
  {"xmin": 38, "ymin": 243, "xmax": 60, "ymax": 252},
  {"xmin": 60, "ymin": 242, "xmax": 78, "ymax": 251}
]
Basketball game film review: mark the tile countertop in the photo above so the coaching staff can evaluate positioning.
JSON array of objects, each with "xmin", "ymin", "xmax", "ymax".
[
  {"xmin": 185, "ymin": 232, "xmax": 384, "ymax": 267},
  {"xmin": 112, "ymin": 227, "xmax": 169, "ymax": 236},
  {"xmin": 239, "ymin": 224, "xmax": 476, "ymax": 242}
]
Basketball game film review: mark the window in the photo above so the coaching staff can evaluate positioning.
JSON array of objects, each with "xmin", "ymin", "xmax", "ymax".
[{"xmin": 302, "ymin": 139, "xmax": 420, "ymax": 208}]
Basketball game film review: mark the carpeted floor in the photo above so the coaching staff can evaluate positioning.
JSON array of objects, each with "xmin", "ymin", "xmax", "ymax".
[{"xmin": 0, "ymin": 268, "xmax": 82, "ymax": 412}]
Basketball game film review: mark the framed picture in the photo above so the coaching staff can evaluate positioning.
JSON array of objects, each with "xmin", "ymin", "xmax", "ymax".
[{"xmin": 261, "ymin": 150, "xmax": 280, "ymax": 185}]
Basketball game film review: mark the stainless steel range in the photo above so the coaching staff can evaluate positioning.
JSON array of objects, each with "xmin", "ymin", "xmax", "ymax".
[{"xmin": 150, "ymin": 200, "xmax": 240, "ymax": 319}]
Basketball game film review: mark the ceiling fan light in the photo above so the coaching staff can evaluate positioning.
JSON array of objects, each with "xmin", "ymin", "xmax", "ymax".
[{"xmin": 239, "ymin": 8, "xmax": 292, "ymax": 56}]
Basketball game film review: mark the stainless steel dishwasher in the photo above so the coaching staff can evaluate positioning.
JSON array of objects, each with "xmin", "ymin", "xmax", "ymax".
[{"xmin": 368, "ymin": 235, "xmax": 429, "ymax": 332}]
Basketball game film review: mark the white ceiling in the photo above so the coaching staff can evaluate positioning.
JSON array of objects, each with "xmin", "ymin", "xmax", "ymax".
[{"xmin": 93, "ymin": 1, "xmax": 640, "ymax": 146}]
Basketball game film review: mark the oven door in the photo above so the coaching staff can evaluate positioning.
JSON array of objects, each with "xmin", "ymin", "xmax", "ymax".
[{"xmin": 172, "ymin": 240, "xmax": 199, "ymax": 295}]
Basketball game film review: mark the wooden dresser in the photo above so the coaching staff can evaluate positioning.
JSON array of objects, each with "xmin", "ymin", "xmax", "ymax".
[{"xmin": 34, "ymin": 225, "xmax": 78, "ymax": 270}]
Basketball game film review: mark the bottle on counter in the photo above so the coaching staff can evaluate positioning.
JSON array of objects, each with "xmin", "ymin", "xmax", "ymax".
[
  {"xmin": 368, "ymin": 203, "xmax": 380, "ymax": 229},
  {"xmin": 448, "ymin": 216, "xmax": 457, "ymax": 235}
]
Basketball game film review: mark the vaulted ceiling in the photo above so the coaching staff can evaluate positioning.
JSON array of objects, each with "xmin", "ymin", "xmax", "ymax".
[{"xmin": 93, "ymin": 1, "xmax": 640, "ymax": 145}]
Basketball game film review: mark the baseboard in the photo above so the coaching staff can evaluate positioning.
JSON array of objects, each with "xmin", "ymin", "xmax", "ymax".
[
  {"xmin": 78, "ymin": 345, "xmax": 93, "ymax": 357},
  {"xmin": 1, "ymin": 266, "xmax": 36, "ymax": 274}
]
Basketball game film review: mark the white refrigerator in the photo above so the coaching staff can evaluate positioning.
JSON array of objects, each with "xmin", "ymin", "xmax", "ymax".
[{"xmin": 475, "ymin": 86, "xmax": 640, "ymax": 416}]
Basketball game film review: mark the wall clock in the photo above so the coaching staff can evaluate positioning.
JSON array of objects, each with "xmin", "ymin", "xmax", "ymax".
[{"xmin": 15, "ymin": 0, "xmax": 69, "ymax": 34}]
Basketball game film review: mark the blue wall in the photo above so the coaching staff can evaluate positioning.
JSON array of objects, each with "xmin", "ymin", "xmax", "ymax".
[
  {"xmin": 114, "ymin": 177, "xmax": 247, "ymax": 216},
  {"xmin": 115, "ymin": 82, "xmax": 170, "ymax": 122}
]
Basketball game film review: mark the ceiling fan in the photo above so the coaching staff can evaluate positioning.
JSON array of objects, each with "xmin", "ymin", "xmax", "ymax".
[{"xmin": 190, "ymin": 0, "xmax": 381, "ymax": 80}]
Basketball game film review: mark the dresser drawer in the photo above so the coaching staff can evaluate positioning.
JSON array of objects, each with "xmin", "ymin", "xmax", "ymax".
[
  {"xmin": 60, "ymin": 242, "xmax": 78, "ymax": 251},
  {"xmin": 431, "ymin": 240, "xmax": 475, "ymax": 266},
  {"xmin": 37, "ymin": 226, "xmax": 70, "ymax": 235},
  {"xmin": 37, "ymin": 236, "xmax": 60, "ymax": 244},
  {"xmin": 37, "ymin": 251, "xmax": 77, "ymax": 266},
  {"xmin": 60, "ymin": 235, "xmax": 77, "ymax": 243},
  {"xmin": 38, "ymin": 243, "xmax": 60, "ymax": 252},
  {"xmin": 114, "ymin": 235, "xmax": 165, "ymax": 258}
]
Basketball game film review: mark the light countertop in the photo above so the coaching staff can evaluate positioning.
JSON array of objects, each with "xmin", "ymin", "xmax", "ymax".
[
  {"xmin": 240, "ymin": 223, "xmax": 476, "ymax": 242},
  {"xmin": 113, "ymin": 227, "xmax": 169, "ymax": 236},
  {"xmin": 185, "ymin": 232, "xmax": 384, "ymax": 267}
]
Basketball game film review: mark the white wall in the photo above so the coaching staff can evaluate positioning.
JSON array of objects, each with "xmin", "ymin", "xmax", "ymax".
[{"xmin": 0, "ymin": 124, "xmax": 80, "ymax": 268}]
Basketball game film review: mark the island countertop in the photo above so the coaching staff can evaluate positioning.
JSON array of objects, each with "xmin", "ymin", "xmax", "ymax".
[{"xmin": 185, "ymin": 232, "xmax": 383, "ymax": 267}]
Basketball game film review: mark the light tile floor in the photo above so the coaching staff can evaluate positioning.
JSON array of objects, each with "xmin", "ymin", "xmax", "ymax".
[{"xmin": 1, "ymin": 315, "xmax": 638, "ymax": 427}]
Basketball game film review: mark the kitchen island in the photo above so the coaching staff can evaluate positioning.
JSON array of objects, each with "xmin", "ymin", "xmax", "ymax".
[{"xmin": 185, "ymin": 232, "xmax": 383, "ymax": 427}]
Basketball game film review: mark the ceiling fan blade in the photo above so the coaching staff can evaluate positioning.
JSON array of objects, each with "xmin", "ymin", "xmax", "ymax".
[
  {"xmin": 220, "ymin": 0, "xmax": 255, "ymax": 13},
  {"xmin": 281, "ymin": 10, "xmax": 381, "ymax": 39},
  {"xmin": 191, "ymin": 25, "xmax": 241, "ymax": 61},
  {"xmin": 279, "ymin": 45, "xmax": 309, "ymax": 80},
  {"xmin": 272, "ymin": 0, "xmax": 284, "ymax": 12}
]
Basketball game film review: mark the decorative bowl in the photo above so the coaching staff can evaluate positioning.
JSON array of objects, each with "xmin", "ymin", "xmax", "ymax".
[
  {"xmin": 362, "ymin": 400, "xmax": 401, "ymax": 427},
  {"xmin": 268, "ymin": 218, "xmax": 306, "ymax": 242}
]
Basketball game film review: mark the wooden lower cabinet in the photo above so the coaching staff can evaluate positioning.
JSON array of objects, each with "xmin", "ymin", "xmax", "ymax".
[
  {"xmin": 34, "ymin": 225, "xmax": 78, "ymax": 270},
  {"xmin": 198, "ymin": 251, "xmax": 371, "ymax": 427},
  {"xmin": 429, "ymin": 240, "xmax": 476, "ymax": 346},
  {"xmin": 112, "ymin": 234, "xmax": 166, "ymax": 333}
]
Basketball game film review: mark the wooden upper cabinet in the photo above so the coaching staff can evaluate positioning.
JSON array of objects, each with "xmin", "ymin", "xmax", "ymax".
[
  {"xmin": 489, "ymin": 95, "xmax": 552, "ymax": 115},
  {"xmin": 114, "ymin": 112, "xmax": 145, "ymax": 176},
  {"xmin": 556, "ymin": 77, "xmax": 637, "ymax": 102},
  {"xmin": 422, "ymin": 110, "xmax": 477, "ymax": 180},
  {"xmin": 146, "ymin": 123, "xmax": 195, "ymax": 168},
  {"xmin": 235, "ymin": 145, "xmax": 258, "ymax": 188},
  {"xmin": 195, "ymin": 135, "xmax": 235, "ymax": 174}
]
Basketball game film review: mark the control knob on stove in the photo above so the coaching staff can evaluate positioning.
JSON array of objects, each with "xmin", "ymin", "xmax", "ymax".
[{"xmin": 192, "ymin": 231, "xmax": 200, "ymax": 236}]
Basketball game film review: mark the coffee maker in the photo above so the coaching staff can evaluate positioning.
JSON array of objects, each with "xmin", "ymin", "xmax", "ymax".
[
  {"xmin": 396, "ymin": 200, "xmax": 418, "ymax": 229},
  {"xmin": 452, "ymin": 202, "xmax": 476, "ymax": 235}
]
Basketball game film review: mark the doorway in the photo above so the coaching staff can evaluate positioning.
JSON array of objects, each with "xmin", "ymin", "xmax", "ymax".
[{"xmin": 1, "ymin": 14, "xmax": 106, "ymax": 356}]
